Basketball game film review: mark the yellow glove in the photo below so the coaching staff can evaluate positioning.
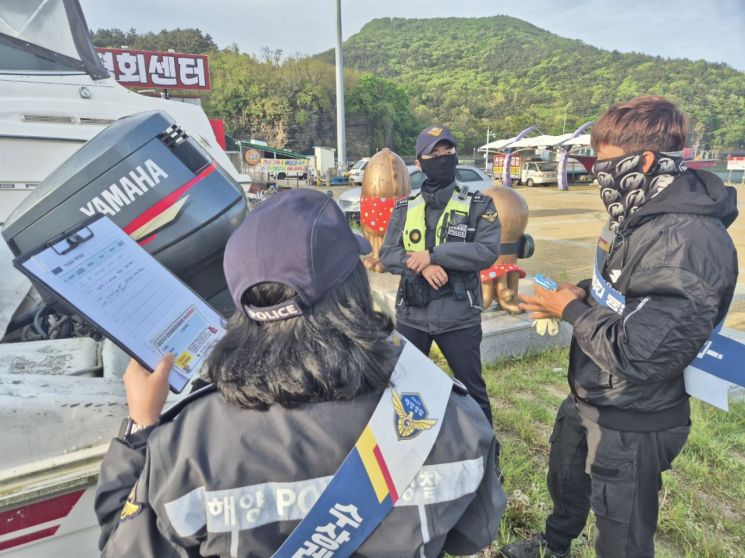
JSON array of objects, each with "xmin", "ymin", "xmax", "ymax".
[{"xmin": 532, "ymin": 318, "xmax": 560, "ymax": 336}]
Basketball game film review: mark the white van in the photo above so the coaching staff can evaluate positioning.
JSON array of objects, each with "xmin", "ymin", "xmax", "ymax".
[{"xmin": 349, "ymin": 158, "xmax": 370, "ymax": 185}]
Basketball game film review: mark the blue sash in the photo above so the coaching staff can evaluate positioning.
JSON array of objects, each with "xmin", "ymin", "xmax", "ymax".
[
  {"xmin": 591, "ymin": 230, "xmax": 745, "ymax": 399},
  {"xmin": 271, "ymin": 340, "xmax": 454, "ymax": 558}
]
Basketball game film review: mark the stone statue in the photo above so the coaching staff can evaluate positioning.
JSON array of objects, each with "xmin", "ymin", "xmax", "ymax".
[
  {"xmin": 480, "ymin": 185, "xmax": 530, "ymax": 313},
  {"xmin": 360, "ymin": 148, "xmax": 411, "ymax": 272}
]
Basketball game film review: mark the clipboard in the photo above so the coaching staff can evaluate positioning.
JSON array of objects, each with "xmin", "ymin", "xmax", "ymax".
[{"xmin": 14, "ymin": 215, "xmax": 226, "ymax": 393}]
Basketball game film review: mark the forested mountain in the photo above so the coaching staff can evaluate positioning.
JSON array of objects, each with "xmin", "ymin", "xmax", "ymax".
[
  {"xmin": 321, "ymin": 17, "xmax": 745, "ymax": 152},
  {"xmin": 92, "ymin": 16, "xmax": 745, "ymax": 158}
]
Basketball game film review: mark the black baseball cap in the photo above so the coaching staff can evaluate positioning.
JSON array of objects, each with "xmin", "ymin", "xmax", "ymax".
[
  {"xmin": 224, "ymin": 189, "xmax": 371, "ymax": 322},
  {"xmin": 415, "ymin": 125, "xmax": 457, "ymax": 157}
]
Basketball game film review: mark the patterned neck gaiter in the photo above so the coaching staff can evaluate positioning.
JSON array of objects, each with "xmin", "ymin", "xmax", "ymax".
[{"xmin": 592, "ymin": 151, "xmax": 687, "ymax": 233}]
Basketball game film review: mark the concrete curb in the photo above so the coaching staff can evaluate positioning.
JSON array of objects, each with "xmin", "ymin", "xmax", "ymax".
[{"xmin": 367, "ymin": 270, "xmax": 571, "ymax": 364}]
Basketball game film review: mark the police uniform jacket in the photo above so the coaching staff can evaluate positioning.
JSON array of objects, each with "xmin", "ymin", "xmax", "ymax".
[
  {"xmin": 379, "ymin": 181, "xmax": 501, "ymax": 335},
  {"xmin": 95, "ymin": 374, "xmax": 505, "ymax": 556}
]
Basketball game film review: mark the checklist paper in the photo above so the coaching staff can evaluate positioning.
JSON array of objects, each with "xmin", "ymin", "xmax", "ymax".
[{"xmin": 17, "ymin": 215, "xmax": 225, "ymax": 392}]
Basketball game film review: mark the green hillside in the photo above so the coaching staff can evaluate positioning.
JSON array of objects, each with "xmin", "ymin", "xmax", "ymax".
[
  {"xmin": 320, "ymin": 16, "xmax": 745, "ymax": 152},
  {"xmin": 93, "ymin": 18, "xmax": 745, "ymax": 158}
]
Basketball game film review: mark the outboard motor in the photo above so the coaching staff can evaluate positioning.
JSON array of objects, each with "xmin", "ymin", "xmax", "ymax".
[{"xmin": 2, "ymin": 111, "xmax": 246, "ymax": 316}]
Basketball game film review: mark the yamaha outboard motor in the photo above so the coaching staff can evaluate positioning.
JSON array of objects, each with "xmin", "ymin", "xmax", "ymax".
[{"xmin": 2, "ymin": 111, "xmax": 246, "ymax": 316}]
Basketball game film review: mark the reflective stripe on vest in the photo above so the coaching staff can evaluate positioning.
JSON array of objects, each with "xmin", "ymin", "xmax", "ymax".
[{"xmin": 402, "ymin": 190, "xmax": 471, "ymax": 252}]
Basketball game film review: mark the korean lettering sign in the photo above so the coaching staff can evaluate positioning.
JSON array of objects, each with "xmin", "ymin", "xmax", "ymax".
[
  {"xmin": 492, "ymin": 154, "xmax": 521, "ymax": 179},
  {"xmin": 261, "ymin": 159, "xmax": 308, "ymax": 174},
  {"xmin": 96, "ymin": 48, "xmax": 211, "ymax": 91},
  {"xmin": 727, "ymin": 156, "xmax": 745, "ymax": 171}
]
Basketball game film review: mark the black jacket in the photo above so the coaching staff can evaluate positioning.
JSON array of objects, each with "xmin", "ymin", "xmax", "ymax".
[{"xmin": 562, "ymin": 170, "xmax": 738, "ymax": 431}]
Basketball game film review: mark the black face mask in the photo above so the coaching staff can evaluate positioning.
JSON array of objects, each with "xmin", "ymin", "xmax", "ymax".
[{"xmin": 420, "ymin": 154, "xmax": 458, "ymax": 191}]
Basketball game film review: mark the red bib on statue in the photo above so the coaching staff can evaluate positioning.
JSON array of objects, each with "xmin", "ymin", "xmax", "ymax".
[{"xmin": 361, "ymin": 196, "xmax": 398, "ymax": 233}]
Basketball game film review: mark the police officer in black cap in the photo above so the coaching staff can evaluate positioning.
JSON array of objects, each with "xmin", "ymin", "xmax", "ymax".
[
  {"xmin": 380, "ymin": 125, "xmax": 501, "ymax": 425},
  {"xmin": 95, "ymin": 189, "xmax": 504, "ymax": 557}
]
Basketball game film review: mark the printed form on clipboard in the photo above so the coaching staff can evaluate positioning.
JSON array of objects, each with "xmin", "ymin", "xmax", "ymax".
[{"xmin": 15, "ymin": 215, "xmax": 226, "ymax": 393}]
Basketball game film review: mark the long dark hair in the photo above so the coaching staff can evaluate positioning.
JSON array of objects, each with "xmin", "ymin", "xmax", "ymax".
[{"xmin": 206, "ymin": 263, "xmax": 398, "ymax": 410}]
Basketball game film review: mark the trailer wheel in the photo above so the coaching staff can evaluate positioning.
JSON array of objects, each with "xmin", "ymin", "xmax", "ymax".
[{"xmin": 278, "ymin": 172, "xmax": 286, "ymax": 179}]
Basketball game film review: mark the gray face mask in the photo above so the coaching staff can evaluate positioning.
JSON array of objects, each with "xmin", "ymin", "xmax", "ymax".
[{"xmin": 592, "ymin": 150, "xmax": 687, "ymax": 233}]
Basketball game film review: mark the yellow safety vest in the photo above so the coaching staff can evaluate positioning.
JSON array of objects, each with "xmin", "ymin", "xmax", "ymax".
[{"xmin": 402, "ymin": 188, "xmax": 472, "ymax": 252}]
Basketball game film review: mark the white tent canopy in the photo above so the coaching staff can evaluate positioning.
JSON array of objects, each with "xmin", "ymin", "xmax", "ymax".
[
  {"xmin": 560, "ymin": 134, "xmax": 592, "ymax": 147},
  {"xmin": 478, "ymin": 137, "xmax": 517, "ymax": 151},
  {"xmin": 505, "ymin": 134, "xmax": 574, "ymax": 149},
  {"xmin": 478, "ymin": 133, "xmax": 586, "ymax": 152}
]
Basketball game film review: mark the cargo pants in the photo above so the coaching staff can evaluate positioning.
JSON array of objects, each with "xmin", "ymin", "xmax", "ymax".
[{"xmin": 544, "ymin": 396, "xmax": 690, "ymax": 558}]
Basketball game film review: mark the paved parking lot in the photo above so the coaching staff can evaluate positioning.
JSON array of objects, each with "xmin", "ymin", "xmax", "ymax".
[
  {"xmin": 318, "ymin": 180, "xmax": 745, "ymax": 331},
  {"xmin": 514, "ymin": 184, "xmax": 745, "ymax": 331}
]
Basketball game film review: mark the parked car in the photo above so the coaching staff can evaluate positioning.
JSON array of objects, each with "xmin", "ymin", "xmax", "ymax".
[
  {"xmin": 408, "ymin": 164, "xmax": 493, "ymax": 191},
  {"xmin": 337, "ymin": 164, "xmax": 494, "ymax": 221},
  {"xmin": 348, "ymin": 158, "xmax": 370, "ymax": 185}
]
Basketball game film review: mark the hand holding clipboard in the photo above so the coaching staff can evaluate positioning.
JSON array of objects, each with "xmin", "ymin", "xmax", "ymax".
[{"xmin": 14, "ymin": 215, "xmax": 225, "ymax": 393}]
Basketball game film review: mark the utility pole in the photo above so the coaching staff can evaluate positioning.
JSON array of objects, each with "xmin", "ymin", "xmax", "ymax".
[
  {"xmin": 334, "ymin": 0, "xmax": 347, "ymax": 172},
  {"xmin": 562, "ymin": 102, "xmax": 570, "ymax": 134},
  {"xmin": 484, "ymin": 128, "xmax": 493, "ymax": 173}
]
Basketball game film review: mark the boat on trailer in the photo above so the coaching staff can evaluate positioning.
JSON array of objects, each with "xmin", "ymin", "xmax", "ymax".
[{"xmin": 0, "ymin": 1, "xmax": 248, "ymax": 555}]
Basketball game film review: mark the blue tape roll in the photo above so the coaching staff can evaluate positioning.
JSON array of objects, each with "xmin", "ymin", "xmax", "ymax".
[{"xmin": 534, "ymin": 273, "xmax": 558, "ymax": 292}]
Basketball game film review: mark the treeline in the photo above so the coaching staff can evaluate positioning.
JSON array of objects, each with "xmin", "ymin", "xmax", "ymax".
[
  {"xmin": 91, "ymin": 30, "xmax": 418, "ymax": 157},
  {"xmin": 92, "ymin": 27, "xmax": 218, "ymax": 54},
  {"xmin": 92, "ymin": 18, "xmax": 745, "ymax": 157}
]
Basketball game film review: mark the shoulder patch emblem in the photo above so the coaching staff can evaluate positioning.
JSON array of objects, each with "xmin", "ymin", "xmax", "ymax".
[
  {"xmin": 392, "ymin": 389, "xmax": 438, "ymax": 440},
  {"xmin": 470, "ymin": 192, "xmax": 486, "ymax": 202},
  {"xmin": 395, "ymin": 198, "xmax": 409, "ymax": 209},
  {"xmin": 481, "ymin": 210, "xmax": 499, "ymax": 223},
  {"xmin": 119, "ymin": 484, "xmax": 144, "ymax": 522}
]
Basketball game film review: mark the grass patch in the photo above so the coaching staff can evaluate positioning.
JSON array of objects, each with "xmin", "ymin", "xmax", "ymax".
[{"xmin": 438, "ymin": 347, "xmax": 745, "ymax": 557}]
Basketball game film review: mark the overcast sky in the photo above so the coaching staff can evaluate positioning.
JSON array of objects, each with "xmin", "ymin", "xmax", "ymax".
[{"xmin": 81, "ymin": 0, "xmax": 745, "ymax": 71}]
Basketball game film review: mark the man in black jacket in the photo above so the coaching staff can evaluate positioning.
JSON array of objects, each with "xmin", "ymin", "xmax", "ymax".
[{"xmin": 501, "ymin": 96, "xmax": 738, "ymax": 558}]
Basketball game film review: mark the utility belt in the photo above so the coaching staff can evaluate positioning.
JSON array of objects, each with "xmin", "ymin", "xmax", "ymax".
[{"xmin": 400, "ymin": 270, "xmax": 479, "ymax": 308}]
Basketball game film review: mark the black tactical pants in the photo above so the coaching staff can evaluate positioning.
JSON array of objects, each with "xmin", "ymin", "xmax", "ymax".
[
  {"xmin": 544, "ymin": 397, "xmax": 690, "ymax": 558},
  {"xmin": 396, "ymin": 323, "xmax": 493, "ymax": 426}
]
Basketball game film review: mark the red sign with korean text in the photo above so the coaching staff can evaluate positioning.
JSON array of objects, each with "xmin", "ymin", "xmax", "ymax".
[
  {"xmin": 96, "ymin": 48, "xmax": 211, "ymax": 91},
  {"xmin": 727, "ymin": 156, "xmax": 745, "ymax": 171},
  {"xmin": 493, "ymin": 154, "xmax": 522, "ymax": 179}
]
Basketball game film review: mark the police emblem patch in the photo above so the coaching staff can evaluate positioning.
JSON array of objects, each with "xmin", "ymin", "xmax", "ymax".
[
  {"xmin": 409, "ymin": 229, "xmax": 422, "ymax": 243},
  {"xmin": 481, "ymin": 210, "xmax": 499, "ymax": 223},
  {"xmin": 428, "ymin": 127, "xmax": 443, "ymax": 137},
  {"xmin": 392, "ymin": 389, "xmax": 437, "ymax": 440},
  {"xmin": 119, "ymin": 484, "xmax": 144, "ymax": 522}
]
